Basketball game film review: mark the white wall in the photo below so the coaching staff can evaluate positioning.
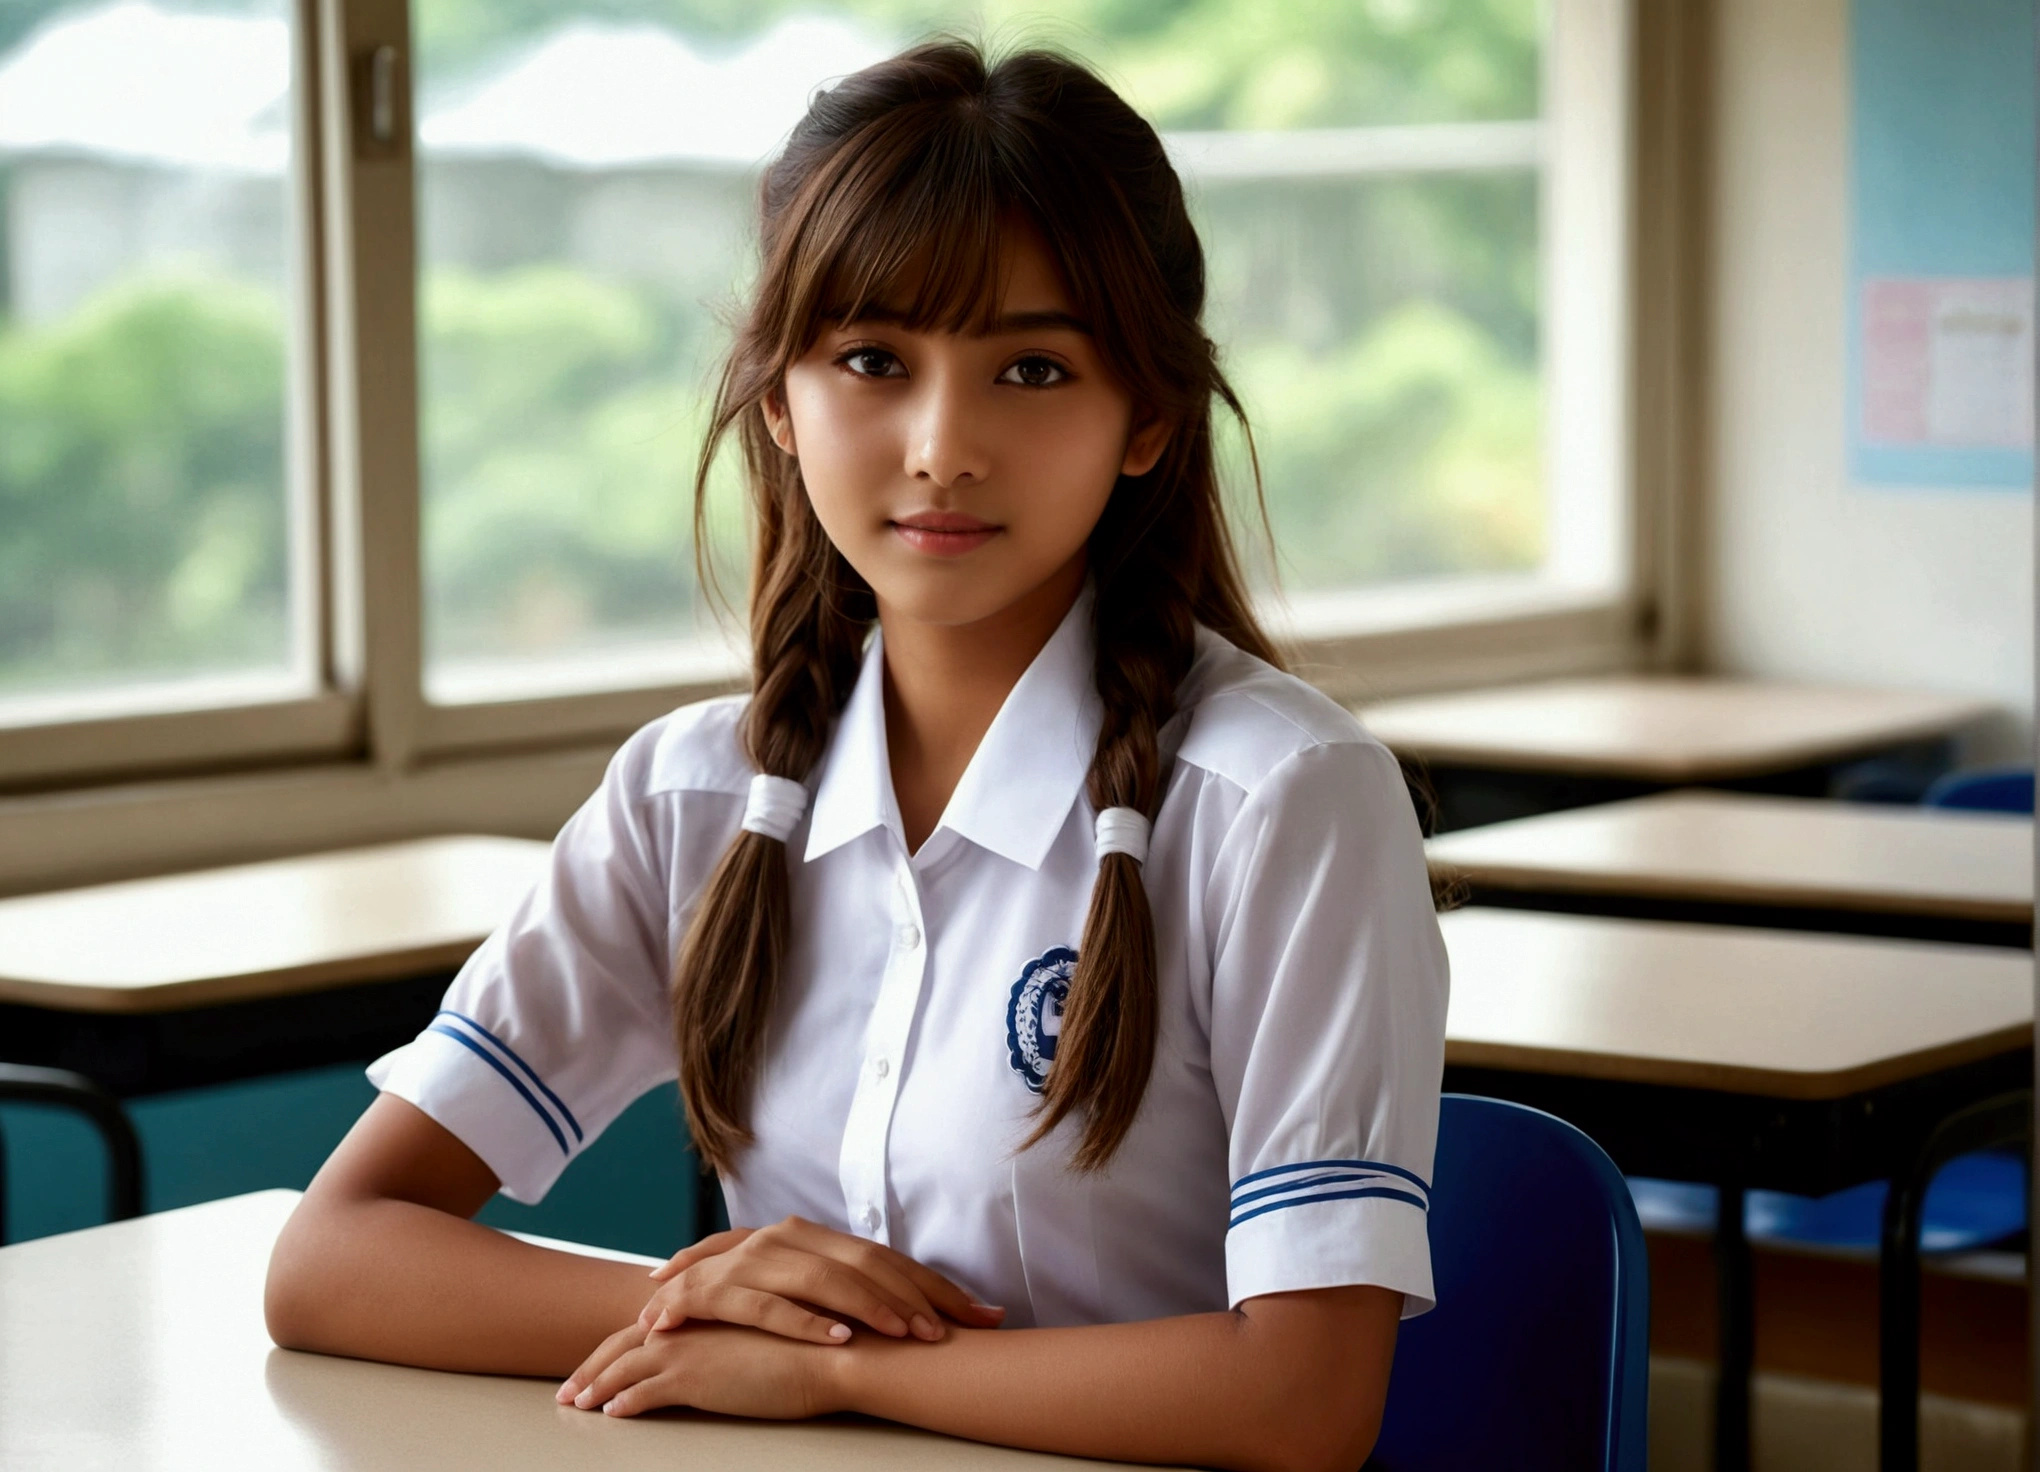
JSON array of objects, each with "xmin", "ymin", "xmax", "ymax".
[{"xmin": 1704, "ymin": 0, "xmax": 2034, "ymax": 761}]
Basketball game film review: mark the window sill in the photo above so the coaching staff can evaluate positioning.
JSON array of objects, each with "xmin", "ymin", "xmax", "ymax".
[{"xmin": 0, "ymin": 577, "xmax": 1641, "ymax": 897}]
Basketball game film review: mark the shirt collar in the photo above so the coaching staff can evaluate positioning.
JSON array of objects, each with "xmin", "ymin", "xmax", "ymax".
[{"xmin": 804, "ymin": 588, "xmax": 1099, "ymax": 870}]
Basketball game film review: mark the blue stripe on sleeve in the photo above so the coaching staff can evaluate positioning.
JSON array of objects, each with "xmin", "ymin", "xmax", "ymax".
[
  {"xmin": 1230, "ymin": 1169, "xmax": 1426, "ymax": 1213},
  {"xmin": 1228, "ymin": 1185, "xmax": 1429, "ymax": 1230},
  {"xmin": 427, "ymin": 1024, "xmax": 571, "ymax": 1156},
  {"xmin": 436, "ymin": 1010, "xmax": 584, "ymax": 1142},
  {"xmin": 1231, "ymin": 1157, "xmax": 1430, "ymax": 1197}
]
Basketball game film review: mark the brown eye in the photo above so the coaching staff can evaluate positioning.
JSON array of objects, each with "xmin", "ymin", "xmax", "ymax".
[
  {"xmin": 999, "ymin": 356, "xmax": 1067, "ymax": 387},
  {"xmin": 840, "ymin": 348, "xmax": 903, "ymax": 378}
]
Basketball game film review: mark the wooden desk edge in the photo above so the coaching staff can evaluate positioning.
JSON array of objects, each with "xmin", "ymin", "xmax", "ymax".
[
  {"xmin": 1445, "ymin": 1025, "xmax": 2033, "ymax": 1101},
  {"xmin": 1424, "ymin": 858, "xmax": 2035, "ymax": 925},
  {"xmin": 0, "ymin": 939, "xmax": 483, "ymax": 1015}
]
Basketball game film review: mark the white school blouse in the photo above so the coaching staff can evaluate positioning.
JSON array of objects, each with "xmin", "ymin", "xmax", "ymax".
[{"xmin": 368, "ymin": 595, "xmax": 1450, "ymax": 1324}]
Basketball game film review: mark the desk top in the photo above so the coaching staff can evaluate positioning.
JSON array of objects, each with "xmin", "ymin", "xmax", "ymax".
[
  {"xmin": 0, "ymin": 1191, "xmax": 1140, "ymax": 1472},
  {"xmin": 1427, "ymin": 791, "xmax": 2034, "ymax": 923},
  {"xmin": 1441, "ymin": 907, "xmax": 2032, "ymax": 1099},
  {"xmin": 0, "ymin": 836, "xmax": 551, "ymax": 1014},
  {"xmin": 1358, "ymin": 676, "xmax": 1994, "ymax": 780}
]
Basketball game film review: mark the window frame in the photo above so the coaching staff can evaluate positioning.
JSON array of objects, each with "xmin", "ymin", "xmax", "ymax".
[
  {"xmin": 0, "ymin": 0, "xmax": 358, "ymax": 789},
  {"xmin": 0, "ymin": 0, "xmax": 1703, "ymax": 894}
]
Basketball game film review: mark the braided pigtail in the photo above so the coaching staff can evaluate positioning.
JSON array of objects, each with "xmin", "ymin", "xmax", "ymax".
[
  {"xmin": 673, "ymin": 386, "xmax": 873, "ymax": 1172},
  {"xmin": 1025, "ymin": 568, "xmax": 1199, "ymax": 1170}
]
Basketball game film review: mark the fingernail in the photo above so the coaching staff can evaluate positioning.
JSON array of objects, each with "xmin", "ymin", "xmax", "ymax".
[
  {"xmin": 575, "ymin": 1391, "xmax": 597, "ymax": 1409},
  {"xmin": 911, "ymin": 1314, "xmax": 938, "ymax": 1341},
  {"xmin": 556, "ymin": 1383, "xmax": 576, "ymax": 1403},
  {"xmin": 828, "ymin": 1323, "xmax": 851, "ymax": 1341}
]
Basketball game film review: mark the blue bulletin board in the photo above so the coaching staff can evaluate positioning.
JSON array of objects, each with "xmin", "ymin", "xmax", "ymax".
[{"xmin": 1847, "ymin": 0, "xmax": 2036, "ymax": 489}]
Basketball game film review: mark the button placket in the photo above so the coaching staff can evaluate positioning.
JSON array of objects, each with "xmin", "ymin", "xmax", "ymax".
[{"xmin": 836, "ymin": 859, "xmax": 929, "ymax": 1244}]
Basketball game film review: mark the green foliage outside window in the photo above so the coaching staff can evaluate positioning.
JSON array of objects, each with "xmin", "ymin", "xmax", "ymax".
[
  {"xmin": 0, "ymin": 0, "xmax": 1541, "ymax": 697},
  {"xmin": 0, "ymin": 275, "xmax": 288, "ymax": 693}
]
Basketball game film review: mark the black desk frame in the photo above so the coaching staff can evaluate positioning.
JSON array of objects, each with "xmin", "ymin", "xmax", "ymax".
[
  {"xmin": 1419, "ymin": 737, "xmax": 1957, "ymax": 835},
  {"xmin": 0, "ymin": 972, "xmax": 459, "ymax": 1098},
  {"xmin": 1458, "ymin": 884, "xmax": 2034, "ymax": 951}
]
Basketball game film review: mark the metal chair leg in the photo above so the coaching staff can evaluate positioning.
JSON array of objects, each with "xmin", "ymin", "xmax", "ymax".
[
  {"xmin": 0, "ymin": 1063, "xmax": 145, "ymax": 1245},
  {"xmin": 1714, "ymin": 1182, "xmax": 1753, "ymax": 1472},
  {"xmin": 1878, "ymin": 1090, "xmax": 2030, "ymax": 1472}
]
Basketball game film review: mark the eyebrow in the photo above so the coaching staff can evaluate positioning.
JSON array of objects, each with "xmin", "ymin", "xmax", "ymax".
[{"xmin": 842, "ymin": 307, "xmax": 1092, "ymax": 337}]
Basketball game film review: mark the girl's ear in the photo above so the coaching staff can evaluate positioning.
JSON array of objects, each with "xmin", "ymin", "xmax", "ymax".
[
  {"xmin": 1121, "ymin": 414, "xmax": 1173, "ymax": 478},
  {"xmin": 761, "ymin": 388, "xmax": 797, "ymax": 457}
]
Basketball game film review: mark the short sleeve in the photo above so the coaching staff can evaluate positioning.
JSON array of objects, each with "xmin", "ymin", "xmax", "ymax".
[
  {"xmin": 1205, "ymin": 738, "xmax": 1449, "ymax": 1317},
  {"xmin": 367, "ymin": 723, "xmax": 689, "ymax": 1204}
]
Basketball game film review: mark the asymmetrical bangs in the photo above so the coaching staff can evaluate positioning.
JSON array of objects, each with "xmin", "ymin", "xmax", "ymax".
[{"xmin": 786, "ymin": 105, "xmax": 1015, "ymax": 342}]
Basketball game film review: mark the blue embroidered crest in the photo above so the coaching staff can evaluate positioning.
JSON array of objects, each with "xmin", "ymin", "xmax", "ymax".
[{"xmin": 1005, "ymin": 946, "xmax": 1077, "ymax": 1094}]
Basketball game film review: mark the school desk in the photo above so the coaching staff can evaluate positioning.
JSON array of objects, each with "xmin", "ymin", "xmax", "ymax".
[
  {"xmin": 0, "ymin": 1189, "xmax": 1151, "ymax": 1472},
  {"xmin": 0, "ymin": 835, "xmax": 551, "ymax": 1096},
  {"xmin": 1426, "ymin": 790, "xmax": 2034, "ymax": 948},
  {"xmin": 1357, "ymin": 675, "xmax": 1994, "ymax": 830},
  {"xmin": 1439, "ymin": 906, "xmax": 2032, "ymax": 1472}
]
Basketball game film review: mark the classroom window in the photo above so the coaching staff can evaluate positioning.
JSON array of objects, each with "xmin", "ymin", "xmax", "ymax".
[
  {"xmin": 0, "ymin": 0, "xmax": 1637, "ymax": 808},
  {"xmin": 409, "ymin": 0, "xmax": 1550, "ymax": 704},
  {"xmin": 0, "ymin": 0, "xmax": 317, "ymax": 727}
]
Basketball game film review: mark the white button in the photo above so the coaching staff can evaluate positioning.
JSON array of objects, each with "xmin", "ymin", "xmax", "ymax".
[
  {"xmin": 861, "ymin": 1206, "xmax": 881, "ymax": 1232},
  {"xmin": 873, "ymin": 1056, "xmax": 891, "ymax": 1079},
  {"xmin": 897, "ymin": 924, "xmax": 922, "ymax": 950}
]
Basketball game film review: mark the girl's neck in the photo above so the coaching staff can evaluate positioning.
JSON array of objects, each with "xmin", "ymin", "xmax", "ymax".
[{"xmin": 879, "ymin": 555, "xmax": 1087, "ymax": 853}]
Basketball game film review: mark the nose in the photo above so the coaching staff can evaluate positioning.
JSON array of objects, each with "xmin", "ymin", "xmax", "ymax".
[{"xmin": 902, "ymin": 366, "xmax": 991, "ymax": 489}]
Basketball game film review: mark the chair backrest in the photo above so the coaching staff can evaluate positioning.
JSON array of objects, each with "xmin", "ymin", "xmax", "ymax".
[
  {"xmin": 1369, "ymin": 1094, "xmax": 1649, "ymax": 1472},
  {"xmin": 0, "ymin": 1064, "xmax": 144, "ymax": 1246},
  {"xmin": 1922, "ymin": 767, "xmax": 2035, "ymax": 814}
]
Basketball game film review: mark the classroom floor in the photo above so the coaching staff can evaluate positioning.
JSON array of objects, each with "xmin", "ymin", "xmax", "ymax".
[{"xmin": 1645, "ymin": 1229, "xmax": 2027, "ymax": 1472}]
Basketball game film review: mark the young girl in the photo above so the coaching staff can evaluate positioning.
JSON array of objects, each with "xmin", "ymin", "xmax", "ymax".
[{"xmin": 267, "ymin": 40, "xmax": 1447, "ymax": 1472}]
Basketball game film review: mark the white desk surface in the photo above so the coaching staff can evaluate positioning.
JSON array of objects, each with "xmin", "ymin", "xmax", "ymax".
[
  {"xmin": 1426, "ymin": 790, "xmax": 2034, "ymax": 923},
  {"xmin": 0, "ymin": 1191, "xmax": 1145, "ymax": 1472},
  {"xmin": 1357, "ymin": 676, "xmax": 1994, "ymax": 781},
  {"xmin": 1441, "ymin": 907, "xmax": 2032, "ymax": 1099},
  {"xmin": 0, "ymin": 836, "xmax": 551, "ymax": 1014}
]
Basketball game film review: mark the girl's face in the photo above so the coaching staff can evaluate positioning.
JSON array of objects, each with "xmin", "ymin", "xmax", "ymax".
[{"xmin": 765, "ymin": 222, "xmax": 1169, "ymax": 631}]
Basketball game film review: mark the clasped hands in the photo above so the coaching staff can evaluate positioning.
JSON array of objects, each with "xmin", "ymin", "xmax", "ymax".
[{"xmin": 556, "ymin": 1215, "xmax": 1005, "ymax": 1419}]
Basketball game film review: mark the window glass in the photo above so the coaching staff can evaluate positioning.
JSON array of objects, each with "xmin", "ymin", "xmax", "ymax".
[
  {"xmin": 0, "ymin": 0, "xmax": 305, "ymax": 719},
  {"xmin": 414, "ymin": 0, "xmax": 1542, "ymax": 699}
]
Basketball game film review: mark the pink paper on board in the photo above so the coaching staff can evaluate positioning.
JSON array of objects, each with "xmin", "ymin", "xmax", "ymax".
[{"xmin": 1861, "ymin": 277, "xmax": 2034, "ymax": 448}]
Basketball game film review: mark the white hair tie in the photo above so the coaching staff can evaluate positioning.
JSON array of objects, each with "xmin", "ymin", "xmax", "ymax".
[
  {"xmin": 742, "ymin": 774, "xmax": 808, "ymax": 843},
  {"xmin": 1094, "ymin": 807, "xmax": 1151, "ymax": 866}
]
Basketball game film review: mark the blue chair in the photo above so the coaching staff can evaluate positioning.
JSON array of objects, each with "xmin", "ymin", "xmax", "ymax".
[
  {"xmin": 1921, "ymin": 766, "xmax": 2034, "ymax": 813},
  {"xmin": 1370, "ymin": 1094, "xmax": 1649, "ymax": 1472},
  {"xmin": 1627, "ymin": 1155, "xmax": 2027, "ymax": 1256}
]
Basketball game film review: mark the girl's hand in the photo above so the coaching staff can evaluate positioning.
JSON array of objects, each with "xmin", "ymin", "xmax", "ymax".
[
  {"xmin": 632, "ymin": 1217, "xmax": 1004, "ymax": 1345},
  {"xmin": 558, "ymin": 1320, "xmax": 843, "ymax": 1421}
]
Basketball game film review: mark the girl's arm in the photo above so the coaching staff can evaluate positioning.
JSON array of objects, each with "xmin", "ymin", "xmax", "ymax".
[
  {"xmin": 570, "ymin": 1285, "xmax": 1401, "ymax": 1472},
  {"xmin": 266, "ymin": 1094, "xmax": 992, "ymax": 1373},
  {"xmin": 264, "ymin": 1093, "xmax": 656, "ymax": 1375},
  {"xmin": 833, "ymin": 1290, "xmax": 1401, "ymax": 1472}
]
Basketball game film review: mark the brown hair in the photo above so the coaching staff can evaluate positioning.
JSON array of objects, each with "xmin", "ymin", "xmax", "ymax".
[{"xmin": 674, "ymin": 38, "xmax": 1279, "ymax": 1176}]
